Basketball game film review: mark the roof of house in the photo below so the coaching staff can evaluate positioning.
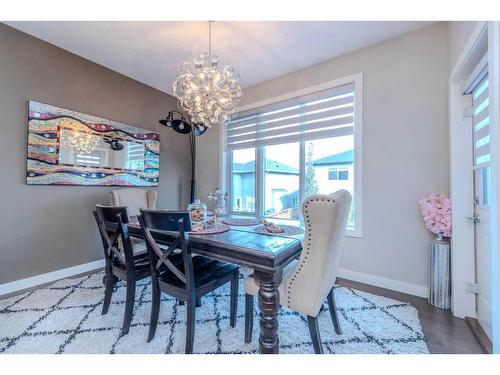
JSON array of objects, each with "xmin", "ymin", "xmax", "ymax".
[
  {"xmin": 312, "ymin": 150, "xmax": 354, "ymax": 166},
  {"xmin": 233, "ymin": 149, "xmax": 354, "ymax": 174},
  {"xmin": 233, "ymin": 160, "xmax": 299, "ymax": 174}
]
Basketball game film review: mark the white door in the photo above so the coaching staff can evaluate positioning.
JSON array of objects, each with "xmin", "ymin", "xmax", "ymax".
[{"xmin": 471, "ymin": 75, "xmax": 493, "ymax": 340}]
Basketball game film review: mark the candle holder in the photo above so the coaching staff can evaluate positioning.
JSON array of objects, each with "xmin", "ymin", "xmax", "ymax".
[{"xmin": 207, "ymin": 188, "xmax": 229, "ymax": 222}]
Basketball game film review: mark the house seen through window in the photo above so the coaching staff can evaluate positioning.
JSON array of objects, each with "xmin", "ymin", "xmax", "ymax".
[{"xmin": 227, "ymin": 79, "xmax": 360, "ymax": 233}]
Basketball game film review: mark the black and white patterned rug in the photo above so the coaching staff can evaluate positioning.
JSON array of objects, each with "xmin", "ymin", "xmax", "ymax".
[{"xmin": 0, "ymin": 272, "xmax": 429, "ymax": 354}]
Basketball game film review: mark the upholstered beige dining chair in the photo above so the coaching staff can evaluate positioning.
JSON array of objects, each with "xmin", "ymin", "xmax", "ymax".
[
  {"xmin": 244, "ymin": 189, "xmax": 352, "ymax": 354},
  {"xmin": 110, "ymin": 188, "xmax": 157, "ymax": 217},
  {"xmin": 109, "ymin": 189, "xmax": 157, "ymax": 258}
]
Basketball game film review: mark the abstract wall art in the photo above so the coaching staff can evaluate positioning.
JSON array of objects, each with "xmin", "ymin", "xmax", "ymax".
[{"xmin": 26, "ymin": 101, "xmax": 160, "ymax": 186}]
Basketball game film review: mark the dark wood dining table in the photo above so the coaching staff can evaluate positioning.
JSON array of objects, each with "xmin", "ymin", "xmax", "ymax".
[{"xmin": 126, "ymin": 221, "xmax": 303, "ymax": 354}]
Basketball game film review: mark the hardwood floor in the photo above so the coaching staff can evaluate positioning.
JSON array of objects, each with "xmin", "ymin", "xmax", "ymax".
[
  {"xmin": 465, "ymin": 317, "xmax": 493, "ymax": 353},
  {"xmin": 337, "ymin": 278, "xmax": 485, "ymax": 354}
]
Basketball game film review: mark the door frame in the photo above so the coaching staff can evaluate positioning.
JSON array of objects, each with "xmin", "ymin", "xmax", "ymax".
[
  {"xmin": 449, "ymin": 21, "xmax": 500, "ymax": 353},
  {"xmin": 487, "ymin": 21, "xmax": 500, "ymax": 354},
  {"xmin": 449, "ymin": 21, "xmax": 487, "ymax": 320}
]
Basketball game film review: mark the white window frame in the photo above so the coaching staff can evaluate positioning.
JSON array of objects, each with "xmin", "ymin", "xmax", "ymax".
[{"xmin": 219, "ymin": 72, "xmax": 363, "ymax": 238}]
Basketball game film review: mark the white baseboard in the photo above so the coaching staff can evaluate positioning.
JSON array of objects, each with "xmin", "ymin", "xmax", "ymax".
[
  {"xmin": 338, "ymin": 268, "xmax": 429, "ymax": 298},
  {"xmin": 0, "ymin": 260, "xmax": 428, "ymax": 299},
  {"xmin": 0, "ymin": 259, "xmax": 105, "ymax": 297}
]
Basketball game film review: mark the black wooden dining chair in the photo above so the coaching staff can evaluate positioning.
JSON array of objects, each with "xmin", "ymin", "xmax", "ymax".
[
  {"xmin": 93, "ymin": 204, "xmax": 151, "ymax": 335},
  {"xmin": 138, "ymin": 209, "xmax": 239, "ymax": 354}
]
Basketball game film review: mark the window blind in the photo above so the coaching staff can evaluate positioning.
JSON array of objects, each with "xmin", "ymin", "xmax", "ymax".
[
  {"xmin": 127, "ymin": 143, "xmax": 145, "ymax": 160},
  {"xmin": 472, "ymin": 76, "xmax": 490, "ymax": 167},
  {"xmin": 226, "ymin": 82, "xmax": 355, "ymax": 150}
]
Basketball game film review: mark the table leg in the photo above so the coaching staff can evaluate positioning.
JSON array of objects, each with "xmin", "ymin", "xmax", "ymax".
[{"xmin": 253, "ymin": 269, "xmax": 282, "ymax": 354}]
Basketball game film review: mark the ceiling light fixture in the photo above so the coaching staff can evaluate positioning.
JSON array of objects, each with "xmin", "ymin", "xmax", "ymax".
[{"xmin": 172, "ymin": 21, "xmax": 243, "ymax": 129}]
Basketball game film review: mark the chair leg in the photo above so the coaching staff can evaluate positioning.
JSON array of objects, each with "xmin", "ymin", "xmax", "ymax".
[
  {"xmin": 185, "ymin": 298, "xmax": 196, "ymax": 354},
  {"xmin": 147, "ymin": 279, "xmax": 160, "ymax": 342},
  {"xmin": 230, "ymin": 273, "xmax": 239, "ymax": 328},
  {"xmin": 244, "ymin": 294, "xmax": 254, "ymax": 343},
  {"xmin": 327, "ymin": 288, "xmax": 342, "ymax": 335},
  {"xmin": 122, "ymin": 279, "xmax": 136, "ymax": 335},
  {"xmin": 307, "ymin": 315, "xmax": 324, "ymax": 354},
  {"xmin": 101, "ymin": 268, "xmax": 114, "ymax": 315}
]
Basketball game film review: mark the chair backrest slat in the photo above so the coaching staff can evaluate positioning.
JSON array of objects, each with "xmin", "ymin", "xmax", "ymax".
[
  {"xmin": 96, "ymin": 205, "xmax": 130, "ymax": 224},
  {"xmin": 138, "ymin": 209, "xmax": 194, "ymax": 288},
  {"xmin": 140, "ymin": 210, "xmax": 192, "ymax": 232},
  {"xmin": 94, "ymin": 204, "xmax": 134, "ymax": 268}
]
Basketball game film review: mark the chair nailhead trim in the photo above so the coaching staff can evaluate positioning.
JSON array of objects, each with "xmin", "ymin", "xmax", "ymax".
[{"xmin": 286, "ymin": 196, "xmax": 337, "ymax": 307}]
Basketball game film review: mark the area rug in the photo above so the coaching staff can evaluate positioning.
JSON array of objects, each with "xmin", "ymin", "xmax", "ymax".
[{"xmin": 0, "ymin": 272, "xmax": 429, "ymax": 354}]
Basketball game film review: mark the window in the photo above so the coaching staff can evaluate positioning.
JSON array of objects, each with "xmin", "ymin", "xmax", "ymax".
[
  {"xmin": 264, "ymin": 143, "xmax": 300, "ymax": 219},
  {"xmin": 125, "ymin": 142, "xmax": 145, "ymax": 171},
  {"xmin": 246, "ymin": 197, "xmax": 255, "ymax": 210},
  {"xmin": 473, "ymin": 77, "xmax": 490, "ymax": 167},
  {"xmin": 339, "ymin": 169, "xmax": 349, "ymax": 180},
  {"xmin": 225, "ymin": 74, "xmax": 362, "ymax": 236},
  {"xmin": 328, "ymin": 167, "xmax": 349, "ymax": 180},
  {"xmin": 328, "ymin": 169, "xmax": 338, "ymax": 180},
  {"xmin": 470, "ymin": 74, "xmax": 491, "ymax": 207},
  {"xmin": 306, "ymin": 136, "xmax": 355, "ymax": 228},
  {"xmin": 463, "ymin": 55, "xmax": 491, "ymax": 209},
  {"xmin": 481, "ymin": 167, "xmax": 491, "ymax": 206},
  {"xmin": 230, "ymin": 148, "xmax": 256, "ymax": 213},
  {"xmin": 75, "ymin": 153, "xmax": 101, "ymax": 166}
]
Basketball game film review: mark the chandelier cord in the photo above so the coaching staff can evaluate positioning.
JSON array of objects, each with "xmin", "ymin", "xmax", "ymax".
[{"xmin": 208, "ymin": 21, "xmax": 213, "ymax": 62}]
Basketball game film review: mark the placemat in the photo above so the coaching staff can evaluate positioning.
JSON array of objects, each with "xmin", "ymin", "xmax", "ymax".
[
  {"xmin": 189, "ymin": 222, "xmax": 230, "ymax": 235},
  {"xmin": 222, "ymin": 217, "xmax": 261, "ymax": 226},
  {"xmin": 253, "ymin": 224, "xmax": 304, "ymax": 236}
]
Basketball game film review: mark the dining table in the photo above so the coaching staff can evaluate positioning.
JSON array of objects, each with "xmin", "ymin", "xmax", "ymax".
[{"xmin": 126, "ymin": 218, "xmax": 303, "ymax": 354}]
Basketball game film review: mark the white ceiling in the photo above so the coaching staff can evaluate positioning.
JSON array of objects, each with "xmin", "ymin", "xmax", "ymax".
[{"xmin": 5, "ymin": 21, "xmax": 434, "ymax": 94}]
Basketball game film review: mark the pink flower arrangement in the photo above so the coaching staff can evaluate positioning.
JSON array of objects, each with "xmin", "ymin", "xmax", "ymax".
[{"xmin": 419, "ymin": 193, "xmax": 452, "ymax": 238}]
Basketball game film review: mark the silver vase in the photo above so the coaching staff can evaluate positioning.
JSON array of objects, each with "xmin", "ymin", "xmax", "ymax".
[{"xmin": 428, "ymin": 233, "xmax": 451, "ymax": 309}]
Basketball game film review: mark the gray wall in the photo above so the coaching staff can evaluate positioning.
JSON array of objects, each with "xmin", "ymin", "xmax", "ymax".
[
  {"xmin": 0, "ymin": 24, "xmax": 191, "ymax": 284},
  {"xmin": 196, "ymin": 126, "xmax": 221, "ymax": 201},
  {"xmin": 198, "ymin": 22, "xmax": 449, "ymax": 294}
]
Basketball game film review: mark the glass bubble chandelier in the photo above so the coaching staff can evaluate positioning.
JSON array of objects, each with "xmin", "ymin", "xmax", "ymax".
[
  {"xmin": 172, "ymin": 21, "xmax": 243, "ymax": 128},
  {"xmin": 62, "ymin": 129, "xmax": 100, "ymax": 154}
]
